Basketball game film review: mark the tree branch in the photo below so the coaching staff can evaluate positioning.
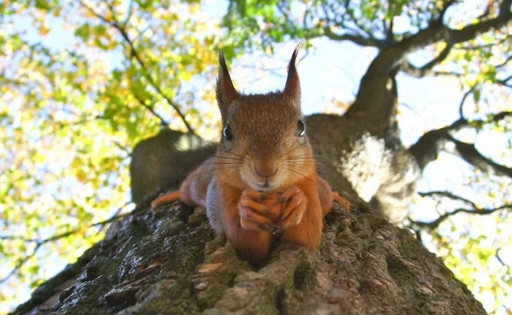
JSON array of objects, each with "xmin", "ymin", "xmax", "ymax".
[
  {"xmin": 408, "ymin": 111, "xmax": 512, "ymax": 172},
  {"xmin": 411, "ymin": 192, "xmax": 512, "ymax": 230},
  {"xmin": 132, "ymin": 93, "xmax": 169, "ymax": 127},
  {"xmin": 444, "ymin": 0, "xmax": 512, "ymax": 45},
  {"xmin": 413, "ymin": 205, "xmax": 512, "ymax": 229},
  {"xmin": 418, "ymin": 191, "xmax": 478, "ymax": 208},
  {"xmin": 0, "ymin": 200, "xmax": 135, "ymax": 284},
  {"xmin": 323, "ymin": 26, "xmax": 379, "ymax": 47},
  {"xmin": 457, "ymin": 34, "xmax": 512, "ymax": 51},
  {"xmin": 496, "ymin": 55, "xmax": 512, "ymax": 69},
  {"xmin": 342, "ymin": 2, "xmax": 381, "ymax": 45},
  {"xmin": 401, "ymin": 44, "xmax": 453, "ymax": 78},
  {"xmin": 497, "ymin": 74, "xmax": 512, "ymax": 89},
  {"xmin": 458, "ymin": 85, "xmax": 477, "ymax": 118},
  {"xmin": 446, "ymin": 137, "xmax": 512, "ymax": 177},
  {"xmin": 77, "ymin": 0, "xmax": 195, "ymax": 134},
  {"xmin": 391, "ymin": 0, "xmax": 510, "ymax": 77},
  {"xmin": 344, "ymin": 0, "xmax": 512, "ymax": 127},
  {"xmin": 384, "ymin": 17, "xmax": 394, "ymax": 47},
  {"xmin": 433, "ymin": 70, "xmax": 463, "ymax": 77},
  {"xmin": 0, "ymin": 230, "xmax": 76, "ymax": 284}
]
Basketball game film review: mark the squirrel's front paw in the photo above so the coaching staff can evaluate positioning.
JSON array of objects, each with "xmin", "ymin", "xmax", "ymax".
[
  {"xmin": 238, "ymin": 189, "xmax": 282, "ymax": 231},
  {"xmin": 278, "ymin": 185, "xmax": 307, "ymax": 229}
]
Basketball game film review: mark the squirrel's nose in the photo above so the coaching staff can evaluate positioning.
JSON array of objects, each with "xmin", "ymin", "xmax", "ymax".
[{"xmin": 254, "ymin": 164, "xmax": 278, "ymax": 178}]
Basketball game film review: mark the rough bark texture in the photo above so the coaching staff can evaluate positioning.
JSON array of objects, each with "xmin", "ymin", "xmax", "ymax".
[{"xmin": 12, "ymin": 181, "xmax": 485, "ymax": 315}]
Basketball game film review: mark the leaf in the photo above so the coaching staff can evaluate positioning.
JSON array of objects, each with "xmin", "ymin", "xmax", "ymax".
[{"xmin": 75, "ymin": 23, "xmax": 91, "ymax": 42}]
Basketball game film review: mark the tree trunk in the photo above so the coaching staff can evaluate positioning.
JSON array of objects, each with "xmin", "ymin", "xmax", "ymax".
[{"xmin": 12, "ymin": 180, "xmax": 484, "ymax": 315}]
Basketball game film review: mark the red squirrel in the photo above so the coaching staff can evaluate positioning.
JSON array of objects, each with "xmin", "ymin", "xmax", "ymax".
[{"xmin": 151, "ymin": 47, "xmax": 349, "ymax": 263}]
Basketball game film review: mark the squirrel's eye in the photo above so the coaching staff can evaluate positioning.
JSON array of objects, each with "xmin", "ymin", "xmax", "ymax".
[
  {"xmin": 297, "ymin": 119, "xmax": 306, "ymax": 137},
  {"xmin": 223, "ymin": 124, "xmax": 234, "ymax": 141}
]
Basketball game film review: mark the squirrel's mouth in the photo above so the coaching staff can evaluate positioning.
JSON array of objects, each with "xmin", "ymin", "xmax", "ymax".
[
  {"xmin": 251, "ymin": 180, "xmax": 275, "ymax": 191},
  {"xmin": 256, "ymin": 182, "xmax": 271, "ymax": 189},
  {"xmin": 242, "ymin": 168, "xmax": 280, "ymax": 191}
]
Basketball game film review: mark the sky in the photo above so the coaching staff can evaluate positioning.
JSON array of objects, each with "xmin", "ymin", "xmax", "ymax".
[{"xmin": 1, "ymin": 0, "xmax": 511, "ymax": 313}]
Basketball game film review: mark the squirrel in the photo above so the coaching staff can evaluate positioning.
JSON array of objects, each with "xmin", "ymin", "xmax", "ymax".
[{"xmin": 151, "ymin": 47, "xmax": 350, "ymax": 263}]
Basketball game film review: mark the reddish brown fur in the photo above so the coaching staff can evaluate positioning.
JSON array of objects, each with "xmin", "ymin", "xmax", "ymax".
[
  {"xmin": 217, "ymin": 180, "xmax": 273, "ymax": 262},
  {"xmin": 151, "ymin": 48, "xmax": 350, "ymax": 263}
]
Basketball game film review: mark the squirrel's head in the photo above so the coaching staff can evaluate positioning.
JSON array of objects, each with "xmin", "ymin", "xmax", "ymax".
[{"xmin": 215, "ymin": 47, "xmax": 314, "ymax": 191}]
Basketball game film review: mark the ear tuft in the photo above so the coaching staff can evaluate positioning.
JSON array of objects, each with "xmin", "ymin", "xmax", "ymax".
[
  {"xmin": 283, "ymin": 44, "xmax": 301, "ymax": 102},
  {"xmin": 216, "ymin": 51, "xmax": 239, "ymax": 121}
]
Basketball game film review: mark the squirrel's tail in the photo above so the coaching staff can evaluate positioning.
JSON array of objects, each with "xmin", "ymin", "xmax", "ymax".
[{"xmin": 151, "ymin": 191, "xmax": 180, "ymax": 211}]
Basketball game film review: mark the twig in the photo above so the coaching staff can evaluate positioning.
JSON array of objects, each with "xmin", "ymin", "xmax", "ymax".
[
  {"xmin": 458, "ymin": 85, "xmax": 477, "ymax": 119},
  {"xmin": 402, "ymin": 44, "xmax": 453, "ymax": 77},
  {"xmin": 418, "ymin": 191, "xmax": 478, "ymax": 209},
  {"xmin": 0, "ymin": 230, "xmax": 76, "ymax": 283},
  {"xmin": 411, "ymin": 204, "xmax": 511, "ymax": 230},
  {"xmin": 0, "ymin": 199, "xmax": 135, "ymax": 283},
  {"xmin": 132, "ymin": 93, "xmax": 169, "ymax": 127}
]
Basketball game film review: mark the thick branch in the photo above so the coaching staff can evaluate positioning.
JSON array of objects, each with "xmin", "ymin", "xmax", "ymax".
[
  {"xmin": 408, "ymin": 111, "xmax": 512, "ymax": 173},
  {"xmin": 344, "ymin": 0, "xmax": 512, "ymax": 126},
  {"xmin": 388, "ymin": 0, "xmax": 510, "ymax": 77},
  {"xmin": 444, "ymin": 1, "xmax": 512, "ymax": 45},
  {"xmin": 447, "ymin": 137, "xmax": 512, "ymax": 177}
]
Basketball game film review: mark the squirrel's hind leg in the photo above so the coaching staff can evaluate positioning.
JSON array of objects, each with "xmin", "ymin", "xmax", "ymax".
[
  {"xmin": 151, "ymin": 191, "xmax": 180, "ymax": 210},
  {"xmin": 150, "ymin": 157, "xmax": 215, "ymax": 211},
  {"xmin": 332, "ymin": 192, "xmax": 350, "ymax": 213},
  {"xmin": 317, "ymin": 175, "xmax": 350, "ymax": 214}
]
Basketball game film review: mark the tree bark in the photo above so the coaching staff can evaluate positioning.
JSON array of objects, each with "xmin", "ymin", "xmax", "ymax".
[{"xmin": 12, "ymin": 189, "xmax": 485, "ymax": 315}]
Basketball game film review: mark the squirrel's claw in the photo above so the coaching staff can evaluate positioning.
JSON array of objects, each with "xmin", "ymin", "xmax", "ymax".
[
  {"xmin": 238, "ymin": 206, "xmax": 272, "ymax": 231},
  {"xmin": 278, "ymin": 186, "xmax": 307, "ymax": 229},
  {"xmin": 278, "ymin": 185, "xmax": 300, "ymax": 203},
  {"xmin": 240, "ymin": 195, "xmax": 269, "ymax": 213},
  {"xmin": 238, "ymin": 189, "xmax": 283, "ymax": 231}
]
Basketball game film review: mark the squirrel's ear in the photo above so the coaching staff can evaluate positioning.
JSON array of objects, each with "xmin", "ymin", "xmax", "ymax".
[
  {"xmin": 216, "ymin": 51, "xmax": 239, "ymax": 118},
  {"xmin": 283, "ymin": 45, "xmax": 301, "ymax": 103}
]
